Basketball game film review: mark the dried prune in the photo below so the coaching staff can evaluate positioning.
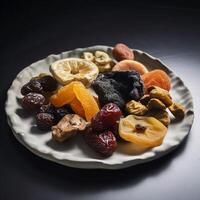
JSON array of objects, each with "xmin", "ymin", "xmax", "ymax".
[
  {"xmin": 21, "ymin": 93, "xmax": 46, "ymax": 111},
  {"xmin": 84, "ymin": 128, "xmax": 117, "ymax": 157},
  {"xmin": 92, "ymin": 103, "xmax": 122, "ymax": 132},
  {"xmin": 21, "ymin": 75, "xmax": 58, "ymax": 95},
  {"xmin": 40, "ymin": 75, "xmax": 58, "ymax": 92},
  {"xmin": 21, "ymin": 80, "xmax": 43, "ymax": 95},
  {"xmin": 36, "ymin": 113, "xmax": 56, "ymax": 130},
  {"xmin": 92, "ymin": 71, "xmax": 144, "ymax": 109}
]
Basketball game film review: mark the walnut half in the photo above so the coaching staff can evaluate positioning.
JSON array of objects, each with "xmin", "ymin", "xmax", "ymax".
[{"xmin": 52, "ymin": 114, "xmax": 87, "ymax": 142}]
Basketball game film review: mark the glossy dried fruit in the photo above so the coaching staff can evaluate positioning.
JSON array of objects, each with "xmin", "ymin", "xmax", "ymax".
[
  {"xmin": 92, "ymin": 71, "xmax": 144, "ymax": 109},
  {"xmin": 126, "ymin": 100, "xmax": 148, "ymax": 115},
  {"xmin": 39, "ymin": 104, "xmax": 56, "ymax": 114},
  {"xmin": 21, "ymin": 80, "xmax": 43, "ymax": 95},
  {"xmin": 113, "ymin": 43, "xmax": 134, "ymax": 61},
  {"xmin": 91, "ymin": 103, "xmax": 122, "ymax": 132},
  {"xmin": 84, "ymin": 128, "xmax": 117, "ymax": 157},
  {"xmin": 21, "ymin": 93, "xmax": 46, "ymax": 111},
  {"xmin": 168, "ymin": 102, "xmax": 185, "ymax": 120},
  {"xmin": 21, "ymin": 75, "xmax": 58, "ymax": 95},
  {"xmin": 142, "ymin": 70, "xmax": 171, "ymax": 92},
  {"xmin": 39, "ymin": 75, "xmax": 58, "ymax": 92},
  {"xmin": 36, "ymin": 113, "xmax": 56, "ymax": 130},
  {"xmin": 73, "ymin": 83, "xmax": 100, "ymax": 121},
  {"xmin": 112, "ymin": 60, "xmax": 148, "ymax": 75}
]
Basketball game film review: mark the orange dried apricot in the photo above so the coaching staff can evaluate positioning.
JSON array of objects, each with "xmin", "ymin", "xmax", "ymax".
[
  {"xmin": 70, "ymin": 97, "xmax": 85, "ymax": 118},
  {"xmin": 50, "ymin": 81, "xmax": 81, "ymax": 107},
  {"xmin": 73, "ymin": 83, "xmax": 100, "ymax": 121},
  {"xmin": 142, "ymin": 70, "xmax": 171, "ymax": 93}
]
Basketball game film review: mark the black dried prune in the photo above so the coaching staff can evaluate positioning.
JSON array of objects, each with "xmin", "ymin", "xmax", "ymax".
[
  {"xmin": 84, "ymin": 128, "xmax": 117, "ymax": 157},
  {"xmin": 36, "ymin": 113, "xmax": 56, "ymax": 130},
  {"xmin": 21, "ymin": 93, "xmax": 46, "ymax": 111},
  {"xmin": 40, "ymin": 75, "xmax": 58, "ymax": 92},
  {"xmin": 92, "ymin": 71, "xmax": 144, "ymax": 109}
]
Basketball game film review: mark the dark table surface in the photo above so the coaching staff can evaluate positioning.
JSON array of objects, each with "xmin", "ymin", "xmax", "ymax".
[{"xmin": 1, "ymin": 1, "xmax": 200, "ymax": 200}]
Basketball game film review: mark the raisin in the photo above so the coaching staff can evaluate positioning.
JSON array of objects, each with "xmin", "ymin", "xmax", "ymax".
[
  {"xmin": 36, "ymin": 113, "xmax": 56, "ymax": 130},
  {"xmin": 21, "ymin": 93, "xmax": 46, "ymax": 111},
  {"xmin": 40, "ymin": 75, "xmax": 58, "ymax": 92},
  {"xmin": 92, "ymin": 71, "xmax": 144, "ymax": 109},
  {"xmin": 84, "ymin": 128, "xmax": 117, "ymax": 157},
  {"xmin": 54, "ymin": 106, "xmax": 73, "ymax": 121},
  {"xmin": 39, "ymin": 104, "xmax": 56, "ymax": 114},
  {"xmin": 92, "ymin": 103, "xmax": 122, "ymax": 132}
]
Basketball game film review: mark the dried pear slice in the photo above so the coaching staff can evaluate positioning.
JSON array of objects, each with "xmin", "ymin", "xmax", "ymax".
[
  {"xmin": 119, "ymin": 115, "xmax": 167, "ymax": 148},
  {"xmin": 50, "ymin": 58, "xmax": 99, "ymax": 87}
]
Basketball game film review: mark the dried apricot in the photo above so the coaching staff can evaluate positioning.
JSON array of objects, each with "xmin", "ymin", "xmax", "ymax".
[
  {"xmin": 70, "ymin": 97, "xmax": 85, "ymax": 119},
  {"xmin": 73, "ymin": 83, "xmax": 100, "ymax": 121},
  {"xmin": 141, "ymin": 70, "xmax": 171, "ymax": 93},
  {"xmin": 50, "ymin": 81, "xmax": 81, "ymax": 107}
]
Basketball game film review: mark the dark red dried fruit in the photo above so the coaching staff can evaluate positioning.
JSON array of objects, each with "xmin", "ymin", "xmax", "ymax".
[
  {"xmin": 21, "ymin": 93, "xmax": 46, "ymax": 111},
  {"xmin": 21, "ymin": 75, "xmax": 58, "ymax": 95},
  {"xmin": 84, "ymin": 128, "xmax": 117, "ymax": 157},
  {"xmin": 36, "ymin": 113, "xmax": 56, "ymax": 130},
  {"xmin": 113, "ymin": 43, "xmax": 134, "ymax": 61},
  {"xmin": 21, "ymin": 80, "xmax": 43, "ymax": 95},
  {"xmin": 40, "ymin": 75, "xmax": 58, "ymax": 92},
  {"xmin": 39, "ymin": 104, "xmax": 56, "ymax": 114},
  {"xmin": 91, "ymin": 103, "xmax": 122, "ymax": 132}
]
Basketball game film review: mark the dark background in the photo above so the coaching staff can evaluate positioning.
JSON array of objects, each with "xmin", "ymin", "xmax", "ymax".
[{"xmin": 1, "ymin": 1, "xmax": 200, "ymax": 200}]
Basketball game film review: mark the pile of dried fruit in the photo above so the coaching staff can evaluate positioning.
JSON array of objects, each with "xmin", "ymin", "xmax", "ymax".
[{"xmin": 20, "ymin": 43, "xmax": 185, "ymax": 157}]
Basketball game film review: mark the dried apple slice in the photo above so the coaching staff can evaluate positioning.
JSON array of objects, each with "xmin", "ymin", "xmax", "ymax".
[{"xmin": 119, "ymin": 115, "xmax": 167, "ymax": 148}]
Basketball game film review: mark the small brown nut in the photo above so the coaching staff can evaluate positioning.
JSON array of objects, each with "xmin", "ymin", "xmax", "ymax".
[
  {"xmin": 149, "ymin": 86, "xmax": 172, "ymax": 107},
  {"xmin": 112, "ymin": 43, "xmax": 134, "ymax": 61},
  {"xmin": 149, "ymin": 110, "xmax": 170, "ymax": 127},
  {"xmin": 139, "ymin": 94, "xmax": 151, "ymax": 106},
  {"xmin": 126, "ymin": 100, "xmax": 148, "ymax": 115},
  {"xmin": 148, "ymin": 98, "xmax": 166, "ymax": 110},
  {"xmin": 52, "ymin": 114, "xmax": 87, "ymax": 142},
  {"xmin": 169, "ymin": 102, "xmax": 185, "ymax": 120}
]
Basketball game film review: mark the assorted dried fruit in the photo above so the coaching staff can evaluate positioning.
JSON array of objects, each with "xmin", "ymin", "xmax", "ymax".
[
  {"xmin": 92, "ymin": 71, "xmax": 144, "ymax": 109},
  {"xmin": 50, "ymin": 58, "xmax": 99, "ymax": 86},
  {"xmin": 21, "ymin": 75, "xmax": 58, "ymax": 95},
  {"xmin": 119, "ymin": 115, "xmax": 167, "ymax": 148},
  {"xmin": 142, "ymin": 69, "xmax": 171, "ymax": 93},
  {"xmin": 112, "ymin": 43, "xmax": 134, "ymax": 61},
  {"xmin": 19, "ymin": 43, "xmax": 186, "ymax": 157},
  {"xmin": 82, "ymin": 51, "xmax": 113, "ymax": 72},
  {"xmin": 112, "ymin": 60, "xmax": 148, "ymax": 75},
  {"xmin": 52, "ymin": 114, "xmax": 87, "ymax": 142}
]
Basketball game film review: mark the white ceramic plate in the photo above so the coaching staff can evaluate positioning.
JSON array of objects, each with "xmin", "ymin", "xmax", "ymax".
[{"xmin": 5, "ymin": 46, "xmax": 194, "ymax": 169}]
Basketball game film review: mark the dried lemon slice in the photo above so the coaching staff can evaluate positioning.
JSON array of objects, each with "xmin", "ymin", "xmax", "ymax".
[
  {"xmin": 50, "ymin": 58, "xmax": 99, "ymax": 87},
  {"xmin": 119, "ymin": 115, "xmax": 167, "ymax": 148}
]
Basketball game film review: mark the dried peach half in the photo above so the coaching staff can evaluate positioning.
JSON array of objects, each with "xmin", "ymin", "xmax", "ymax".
[
  {"xmin": 119, "ymin": 115, "xmax": 167, "ymax": 148},
  {"xmin": 142, "ymin": 70, "xmax": 171, "ymax": 93}
]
